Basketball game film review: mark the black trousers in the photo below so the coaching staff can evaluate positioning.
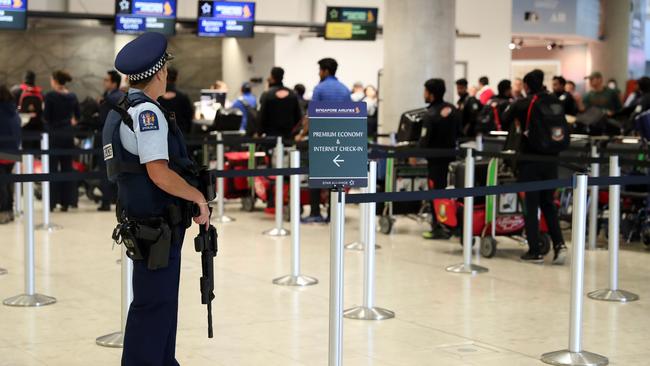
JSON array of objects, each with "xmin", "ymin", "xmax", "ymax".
[
  {"xmin": 0, "ymin": 163, "xmax": 15, "ymax": 212},
  {"xmin": 428, "ymin": 162, "xmax": 449, "ymax": 228},
  {"xmin": 50, "ymin": 136, "xmax": 77, "ymax": 208},
  {"xmin": 517, "ymin": 162, "xmax": 565, "ymax": 253},
  {"xmin": 98, "ymin": 159, "xmax": 114, "ymax": 206}
]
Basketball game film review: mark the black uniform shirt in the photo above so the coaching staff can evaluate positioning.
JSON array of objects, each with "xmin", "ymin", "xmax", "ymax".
[{"xmin": 418, "ymin": 100, "xmax": 460, "ymax": 165}]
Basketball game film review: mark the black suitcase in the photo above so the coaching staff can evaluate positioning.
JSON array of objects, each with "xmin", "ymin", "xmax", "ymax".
[{"xmin": 396, "ymin": 108, "xmax": 428, "ymax": 143}]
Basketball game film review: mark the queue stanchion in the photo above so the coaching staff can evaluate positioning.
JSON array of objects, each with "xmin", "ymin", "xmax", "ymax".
[
  {"xmin": 587, "ymin": 144, "xmax": 600, "ymax": 250},
  {"xmin": 35, "ymin": 133, "xmax": 61, "ymax": 231},
  {"xmin": 263, "ymin": 137, "xmax": 289, "ymax": 236},
  {"xmin": 3, "ymin": 155, "xmax": 56, "ymax": 307},
  {"xmin": 446, "ymin": 148, "xmax": 488, "ymax": 275},
  {"xmin": 541, "ymin": 174, "xmax": 608, "ymax": 366},
  {"xmin": 344, "ymin": 161, "xmax": 394, "ymax": 320},
  {"xmin": 588, "ymin": 156, "xmax": 639, "ymax": 303},
  {"xmin": 345, "ymin": 186, "xmax": 366, "ymax": 250},
  {"xmin": 475, "ymin": 134, "xmax": 484, "ymax": 154},
  {"xmin": 0, "ymin": 267, "xmax": 6, "ymax": 275},
  {"xmin": 214, "ymin": 132, "xmax": 234, "ymax": 223},
  {"xmin": 272, "ymin": 150, "xmax": 318, "ymax": 287},
  {"xmin": 96, "ymin": 246, "xmax": 134, "ymax": 347},
  {"xmin": 13, "ymin": 161, "xmax": 22, "ymax": 217},
  {"xmin": 328, "ymin": 188, "xmax": 345, "ymax": 366}
]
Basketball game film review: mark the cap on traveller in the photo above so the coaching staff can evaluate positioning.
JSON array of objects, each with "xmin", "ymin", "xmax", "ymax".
[
  {"xmin": 115, "ymin": 32, "xmax": 174, "ymax": 83},
  {"xmin": 584, "ymin": 71, "xmax": 603, "ymax": 80}
]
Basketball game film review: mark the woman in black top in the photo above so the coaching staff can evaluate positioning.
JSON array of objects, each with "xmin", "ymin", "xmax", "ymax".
[
  {"xmin": 43, "ymin": 70, "xmax": 80, "ymax": 211},
  {"xmin": 0, "ymin": 84, "xmax": 21, "ymax": 223}
]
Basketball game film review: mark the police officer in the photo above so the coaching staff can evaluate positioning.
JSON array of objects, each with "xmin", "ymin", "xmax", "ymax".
[
  {"xmin": 502, "ymin": 69, "xmax": 567, "ymax": 264},
  {"xmin": 414, "ymin": 78, "xmax": 460, "ymax": 239},
  {"xmin": 551, "ymin": 76, "xmax": 578, "ymax": 116},
  {"xmin": 104, "ymin": 32, "xmax": 210, "ymax": 365}
]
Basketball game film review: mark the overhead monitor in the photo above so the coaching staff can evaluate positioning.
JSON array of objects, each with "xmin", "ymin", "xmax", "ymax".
[
  {"xmin": 325, "ymin": 6, "xmax": 378, "ymax": 41},
  {"xmin": 115, "ymin": 0, "xmax": 177, "ymax": 35},
  {"xmin": 197, "ymin": 1, "xmax": 255, "ymax": 38},
  {"xmin": 0, "ymin": 0, "xmax": 27, "ymax": 30}
]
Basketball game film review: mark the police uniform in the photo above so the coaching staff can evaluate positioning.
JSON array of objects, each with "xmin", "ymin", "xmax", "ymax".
[
  {"xmin": 103, "ymin": 32, "xmax": 195, "ymax": 366},
  {"xmin": 418, "ymin": 100, "xmax": 459, "ymax": 237}
]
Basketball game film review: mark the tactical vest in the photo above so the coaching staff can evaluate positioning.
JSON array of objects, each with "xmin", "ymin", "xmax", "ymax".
[{"xmin": 102, "ymin": 91, "xmax": 195, "ymax": 218}]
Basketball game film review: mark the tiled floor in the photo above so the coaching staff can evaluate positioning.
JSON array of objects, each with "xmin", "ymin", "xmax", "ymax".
[{"xmin": 0, "ymin": 198, "xmax": 649, "ymax": 366}]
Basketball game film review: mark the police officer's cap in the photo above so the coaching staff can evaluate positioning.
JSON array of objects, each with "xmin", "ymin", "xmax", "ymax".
[{"xmin": 115, "ymin": 32, "xmax": 174, "ymax": 83}]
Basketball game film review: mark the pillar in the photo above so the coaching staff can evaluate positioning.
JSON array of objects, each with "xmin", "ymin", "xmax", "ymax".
[{"xmin": 380, "ymin": 0, "xmax": 456, "ymax": 134}]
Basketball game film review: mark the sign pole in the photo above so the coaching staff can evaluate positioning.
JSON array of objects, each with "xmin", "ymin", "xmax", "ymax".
[
  {"xmin": 328, "ymin": 188, "xmax": 345, "ymax": 366},
  {"xmin": 263, "ymin": 137, "xmax": 289, "ymax": 236}
]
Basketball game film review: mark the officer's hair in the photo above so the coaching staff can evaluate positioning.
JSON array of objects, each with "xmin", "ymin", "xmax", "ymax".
[
  {"xmin": 553, "ymin": 76, "xmax": 567, "ymax": 86},
  {"xmin": 167, "ymin": 67, "xmax": 178, "ymax": 84},
  {"xmin": 130, "ymin": 75, "xmax": 154, "ymax": 89}
]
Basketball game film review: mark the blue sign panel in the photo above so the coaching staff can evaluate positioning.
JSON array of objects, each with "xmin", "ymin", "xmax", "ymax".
[
  {"xmin": 197, "ymin": 1, "xmax": 255, "ymax": 38},
  {"xmin": 0, "ymin": 0, "xmax": 27, "ymax": 30},
  {"xmin": 308, "ymin": 102, "xmax": 368, "ymax": 189},
  {"xmin": 115, "ymin": 0, "xmax": 177, "ymax": 35}
]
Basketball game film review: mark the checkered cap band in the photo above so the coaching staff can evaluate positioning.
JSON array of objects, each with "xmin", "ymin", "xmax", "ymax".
[{"xmin": 127, "ymin": 53, "xmax": 169, "ymax": 83}]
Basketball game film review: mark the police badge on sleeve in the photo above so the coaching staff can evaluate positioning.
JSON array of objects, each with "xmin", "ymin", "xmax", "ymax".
[{"xmin": 139, "ymin": 110, "xmax": 160, "ymax": 131}]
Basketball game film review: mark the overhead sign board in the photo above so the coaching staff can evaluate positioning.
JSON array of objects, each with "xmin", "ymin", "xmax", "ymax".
[
  {"xmin": 308, "ymin": 102, "xmax": 368, "ymax": 188},
  {"xmin": 197, "ymin": 1, "xmax": 255, "ymax": 38},
  {"xmin": 325, "ymin": 6, "xmax": 378, "ymax": 41},
  {"xmin": 115, "ymin": 0, "xmax": 177, "ymax": 35},
  {"xmin": 0, "ymin": 0, "xmax": 27, "ymax": 30}
]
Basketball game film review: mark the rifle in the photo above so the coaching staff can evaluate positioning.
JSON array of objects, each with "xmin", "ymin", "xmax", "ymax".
[{"xmin": 193, "ymin": 168, "xmax": 218, "ymax": 338}]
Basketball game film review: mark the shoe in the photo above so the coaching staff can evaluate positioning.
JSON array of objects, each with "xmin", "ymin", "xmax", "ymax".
[
  {"xmin": 0, "ymin": 212, "xmax": 10, "ymax": 224},
  {"xmin": 301, "ymin": 215, "xmax": 325, "ymax": 224},
  {"xmin": 60, "ymin": 205, "xmax": 68, "ymax": 212},
  {"xmin": 553, "ymin": 244, "xmax": 568, "ymax": 265},
  {"xmin": 97, "ymin": 205, "xmax": 111, "ymax": 212},
  {"xmin": 520, "ymin": 251, "xmax": 544, "ymax": 263},
  {"xmin": 422, "ymin": 225, "xmax": 451, "ymax": 240}
]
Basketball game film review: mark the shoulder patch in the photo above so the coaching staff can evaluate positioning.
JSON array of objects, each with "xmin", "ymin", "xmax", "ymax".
[
  {"xmin": 138, "ymin": 110, "xmax": 159, "ymax": 132},
  {"xmin": 440, "ymin": 106, "xmax": 452, "ymax": 118}
]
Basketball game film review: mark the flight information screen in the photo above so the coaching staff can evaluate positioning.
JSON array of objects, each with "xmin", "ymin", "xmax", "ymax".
[
  {"xmin": 197, "ymin": 1, "xmax": 255, "ymax": 38},
  {"xmin": 0, "ymin": 0, "xmax": 27, "ymax": 30},
  {"xmin": 115, "ymin": 0, "xmax": 177, "ymax": 35},
  {"xmin": 325, "ymin": 6, "xmax": 378, "ymax": 41}
]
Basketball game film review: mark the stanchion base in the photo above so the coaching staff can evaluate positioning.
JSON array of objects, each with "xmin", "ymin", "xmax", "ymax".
[
  {"xmin": 541, "ymin": 350, "xmax": 609, "ymax": 366},
  {"xmin": 272, "ymin": 274, "xmax": 318, "ymax": 287},
  {"xmin": 0, "ymin": 268, "xmax": 7, "ymax": 275},
  {"xmin": 344, "ymin": 242, "xmax": 381, "ymax": 251},
  {"xmin": 3, "ymin": 293, "xmax": 56, "ymax": 307},
  {"xmin": 214, "ymin": 216, "xmax": 235, "ymax": 223},
  {"xmin": 445, "ymin": 263, "xmax": 489, "ymax": 275},
  {"xmin": 343, "ymin": 306, "xmax": 395, "ymax": 320},
  {"xmin": 96, "ymin": 331, "xmax": 124, "ymax": 348},
  {"xmin": 35, "ymin": 223, "xmax": 62, "ymax": 232},
  {"xmin": 587, "ymin": 289, "xmax": 639, "ymax": 302},
  {"xmin": 263, "ymin": 228, "xmax": 290, "ymax": 236}
]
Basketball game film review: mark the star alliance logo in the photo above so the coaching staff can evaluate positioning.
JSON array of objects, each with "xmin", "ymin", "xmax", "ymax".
[
  {"xmin": 201, "ymin": 2, "xmax": 212, "ymax": 16},
  {"xmin": 119, "ymin": 0, "xmax": 130, "ymax": 12}
]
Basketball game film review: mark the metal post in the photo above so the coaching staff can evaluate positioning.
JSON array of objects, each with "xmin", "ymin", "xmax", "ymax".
[
  {"xmin": 346, "ymin": 166, "xmax": 381, "ymax": 250},
  {"xmin": 475, "ymin": 133, "xmax": 483, "ymax": 153},
  {"xmin": 328, "ymin": 189, "xmax": 345, "ymax": 366},
  {"xmin": 3, "ymin": 155, "xmax": 56, "ymax": 307},
  {"xmin": 344, "ymin": 161, "xmax": 395, "ymax": 321},
  {"xmin": 13, "ymin": 161, "xmax": 21, "ymax": 217},
  {"xmin": 263, "ymin": 137, "xmax": 289, "ymax": 236},
  {"xmin": 587, "ymin": 144, "xmax": 600, "ymax": 250},
  {"xmin": 588, "ymin": 156, "xmax": 639, "ymax": 302},
  {"xmin": 272, "ymin": 150, "xmax": 318, "ymax": 287},
  {"xmin": 36, "ymin": 133, "xmax": 60, "ymax": 231},
  {"xmin": 214, "ymin": 132, "xmax": 234, "ymax": 223},
  {"xmin": 0, "ymin": 268, "xmax": 6, "ymax": 275},
  {"xmin": 541, "ymin": 174, "xmax": 608, "ymax": 366},
  {"xmin": 446, "ymin": 148, "xmax": 488, "ymax": 275},
  {"xmin": 96, "ymin": 247, "xmax": 134, "ymax": 347}
]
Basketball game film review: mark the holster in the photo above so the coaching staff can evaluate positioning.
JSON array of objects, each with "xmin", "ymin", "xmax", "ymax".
[{"xmin": 115, "ymin": 215, "xmax": 173, "ymax": 270}]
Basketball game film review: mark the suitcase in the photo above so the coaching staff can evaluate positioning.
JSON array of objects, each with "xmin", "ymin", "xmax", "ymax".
[{"xmin": 396, "ymin": 108, "xmax": 428, "ymax": 143}]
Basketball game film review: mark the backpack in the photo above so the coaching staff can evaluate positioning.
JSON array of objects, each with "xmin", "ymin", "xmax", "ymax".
[
  {"xmin": 476, "ymin": 97, "xmax": 509, "ymax": 134},
  {"xmin": 241, "ymin": 98, "xmax": 260, "ymax": 136},
  {"xmin": 396, "ymin": 107, "xmax": 428, "ymax": 143},
  {"xmin": 525, "ymin": 93, "xmax": 569, "ymax": 154},
  {"xmin": 18, "ymin": 85, "xmax": 43, "ymax": 115}
]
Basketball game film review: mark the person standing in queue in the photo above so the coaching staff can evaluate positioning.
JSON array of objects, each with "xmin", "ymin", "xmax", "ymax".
[
  {"xmin": 502, "ymin": 69, "xmax": 567, "ymax": 264},
  {"xmin": 415, "ymin": 79, "xmax": 460, "ymax": 239},
  {"xmin": 158, "ymin": 66, "xmax": 194, "ymax": 136},
  {"xmin": 43, "ymin": 70, "xmax": 80, "ymax": 212},
  {"xmin": 303, "ymin": 58, "xmax": 351, "ymax": 224},
  {"xmin": 105, "ymin": 32, "xmax": 210, "ymax": 365},
  {"xmin": 97, "ymin": 70, "xmax": 125, "ymax": 212},
  {"xmin": 551, "ymin": 76, "xmax": 578, "ymax": 116},
  {"xmin": 455, "ymin": 78, "xmax": 482, "ymax": 137}
]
